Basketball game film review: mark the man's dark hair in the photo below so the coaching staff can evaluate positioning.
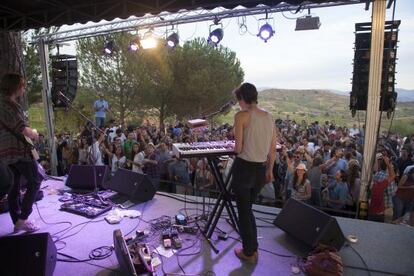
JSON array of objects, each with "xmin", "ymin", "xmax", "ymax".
[
  {"xmin": 233, "ymin": 82, "xmax": 258, "ymax": 104},
  {"xmin": 0, "ymin": 73, "xmax": 24, "ymax": 97}
]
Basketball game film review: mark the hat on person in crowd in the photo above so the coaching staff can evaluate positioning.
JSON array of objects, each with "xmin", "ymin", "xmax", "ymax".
[{"xmin": 296, "ymin": 163, "xmax": 307, "ymax": 171}]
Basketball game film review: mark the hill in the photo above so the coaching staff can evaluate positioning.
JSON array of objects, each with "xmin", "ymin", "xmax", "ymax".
[
  {"xmin": 261, "ymin": 89, "xmax": 414, "ymax": 135},
  {"xmin": 29, "ymin": 89, "xmax": 414, "ymax": 136},
  {"xmin": 218, "ymin": 89, "xmax": 414, "ymax": 135}
]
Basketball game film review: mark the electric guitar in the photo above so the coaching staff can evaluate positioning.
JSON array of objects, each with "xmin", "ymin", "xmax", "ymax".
[{"xmin": 0, "ymin": 119, "xmax": 40, "ymax": 161}]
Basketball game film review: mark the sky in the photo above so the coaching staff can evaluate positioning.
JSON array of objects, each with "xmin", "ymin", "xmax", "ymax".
[{"xmin": 58, "ymin": 0, "xmax": 414, "ymax": 92}]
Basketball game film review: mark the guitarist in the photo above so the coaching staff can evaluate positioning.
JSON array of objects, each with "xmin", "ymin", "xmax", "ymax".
[{"xmin": 0, "ymin": 73, "xmax": 40, "ymax": 233}]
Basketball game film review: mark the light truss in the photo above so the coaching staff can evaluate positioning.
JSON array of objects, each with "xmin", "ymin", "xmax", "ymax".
[{"xmin": 32, "ymin": 1, "xmax": 365, "ymax": 44}]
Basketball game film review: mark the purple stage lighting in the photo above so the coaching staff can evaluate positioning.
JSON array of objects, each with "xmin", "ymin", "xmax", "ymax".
[
  {"xmin": 208, "ymin": 28, "xmax": 223, "ymax": 46},
  {"xmin": 257, "ymin": 23, "xmax": 274, "ymax": 42}
]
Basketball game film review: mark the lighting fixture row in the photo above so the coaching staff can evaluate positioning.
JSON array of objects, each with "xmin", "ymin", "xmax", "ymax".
[
  {"xmin": 103, "ymin": 21, "xmax": 281, "ymax": 54},
  {"xmin": 103, "ymin": 32, "xmax": 179, "ymax": 55}
]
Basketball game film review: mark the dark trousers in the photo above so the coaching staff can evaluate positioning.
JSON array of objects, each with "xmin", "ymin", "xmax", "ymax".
[
  {"xmin": 232, "ymin": 157, "xmax": 266, "ymax": 256},
  {"xmin": 8, "ymin": 160, "xmax": 41, "ymax": 224}
]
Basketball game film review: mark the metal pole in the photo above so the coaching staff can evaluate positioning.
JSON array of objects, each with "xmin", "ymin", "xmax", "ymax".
[
  {"xmin": 38, "ymin": 39, "xmax": 57, "ymax": 176},
  {"xmin": 358, "ymin": 0, "xmax": 387, "ymax": 217}
]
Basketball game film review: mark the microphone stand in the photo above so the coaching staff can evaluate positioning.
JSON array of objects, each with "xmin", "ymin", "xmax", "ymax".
[{"xmin": 58, "ymin": 92, "xmax": 105, "ymax": 196}]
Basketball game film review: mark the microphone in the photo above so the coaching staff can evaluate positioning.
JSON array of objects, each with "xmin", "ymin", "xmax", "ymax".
[{"xmin": 219, "ymin": 100, "xmax": 235, "ymax": 113}]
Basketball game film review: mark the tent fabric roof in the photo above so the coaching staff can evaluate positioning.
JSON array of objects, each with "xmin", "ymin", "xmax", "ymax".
[{"xmin": 0, "ymin": 0, "xmax": 356, "ymax": 31}]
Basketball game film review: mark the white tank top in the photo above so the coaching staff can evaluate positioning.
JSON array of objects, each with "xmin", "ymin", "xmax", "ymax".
[{"xmin": 238, "ymin": 110, "xmax": 274, "ymax": 163}]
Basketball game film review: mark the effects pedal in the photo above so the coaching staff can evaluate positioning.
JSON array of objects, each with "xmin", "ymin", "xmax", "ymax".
[
  {"xmin": 172, "ymin": 236, "xmax": 182, "ymax": 249},
  {"xmin": 173, "ymin": 225, "xmax": 198, "ymax": 234}
]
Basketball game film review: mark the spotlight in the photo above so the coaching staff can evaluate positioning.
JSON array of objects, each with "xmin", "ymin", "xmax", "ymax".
[
  {"xmin": 129, "ymin": 37, "xmax": 141, "ymax": 52},
  {"xmin": 140, "ymin": 31, "xmax": 158, "ymax": 49},
  {"xmin": 104, "ymin": 41, "xmax": 115, "ymax": 55},
  {"xmin": 166, "ymin": 32, "xmax": 179, "ymax": 49},
  {"xmin": 208, "ymin": 28, "xmax": 224, "ymax": 46},
  {"xmin": 257, "ymin": 23, "xmax": 275, "ymax": 42}
]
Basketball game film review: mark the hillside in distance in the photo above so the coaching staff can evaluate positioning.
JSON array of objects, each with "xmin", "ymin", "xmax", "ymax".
[{"xmin": 246, "ymin": 88, "xmax": 414, "ymax": 135}]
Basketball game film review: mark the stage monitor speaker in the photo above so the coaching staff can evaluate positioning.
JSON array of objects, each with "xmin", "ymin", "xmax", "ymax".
[
  {"xmin": 0, "ymin": 232, "xmax": 57, "ymax": 276},
  {"xmin": 103, "ymin": 168, "xmax": 158, "ymax": 202},
  {"xmin": 66, "ymin": 165, "xmax": 110, "ymax": 190},
  {"xmin": 273, "ymin": 198, "xmax": 346, "ymax": 250}
]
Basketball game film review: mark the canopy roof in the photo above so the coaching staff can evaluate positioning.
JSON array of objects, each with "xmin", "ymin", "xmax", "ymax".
[{"xmin": 0, "ymin": 0, "xmax": 364, "ymax": 31}]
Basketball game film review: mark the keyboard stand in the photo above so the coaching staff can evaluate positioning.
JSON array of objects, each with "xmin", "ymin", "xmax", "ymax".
[{"xmin": 204, "ymin": 157, "xmax": 239, "ymax": 239}]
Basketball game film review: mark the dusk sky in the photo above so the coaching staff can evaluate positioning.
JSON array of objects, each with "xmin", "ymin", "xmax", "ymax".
[{"xmin": 59, "ymin": 0, "xmax": 414, "ymax": 92}]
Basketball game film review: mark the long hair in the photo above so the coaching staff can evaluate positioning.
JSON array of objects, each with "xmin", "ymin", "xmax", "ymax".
[
  {"xmin": 347, "ymin": 163, "xmax": 360, "ymax": 191},
  {"xmin": 0, "ymin": 73, "xmax": 24, "ymax": 97},
  {"xmin": 293, "ymin": 169, "xmax": 308, "ymax": 190}
]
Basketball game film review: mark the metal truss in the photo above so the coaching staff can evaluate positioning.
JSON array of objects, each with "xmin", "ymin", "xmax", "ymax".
[{"xmin": 33, "ymin": 1, "xmax": 365, "ymax": 44}]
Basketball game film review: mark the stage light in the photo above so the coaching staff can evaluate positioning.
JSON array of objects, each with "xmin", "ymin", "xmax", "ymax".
[
  {"xmin": 208, "ymin": 28, "xmax": 223, "ymax": 46},
  {"xmin": 295, "ymin": 15, "xmax": 321, "ymax": 31},
  {"xmin": 129, "ymin": 37, "xmax": 141, "ymax": 52},
  {"xmin": 257, "ymin": 23, "xmax": 274, "ymax": 42},
  {"xmin": 104, "ymin": 41, "xmax": 114, "ymax": 55},
  {"xmin": 140, "ymin": 31, "xmax": 158, "ymax": 49},
  {"xmin": 166, "ymin": 32, "xmax": 179, "ymax": 49}
]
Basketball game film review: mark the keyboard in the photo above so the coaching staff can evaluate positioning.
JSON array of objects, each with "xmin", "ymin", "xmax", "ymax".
[{"xmin": 172, "ymin": 140, "xmax": 235, "ymax": 158}]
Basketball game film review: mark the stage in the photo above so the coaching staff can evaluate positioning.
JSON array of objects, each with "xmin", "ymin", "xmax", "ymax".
[{"xmin": 0, "ymin": 178, "xmax": 413, "ymax": 276}]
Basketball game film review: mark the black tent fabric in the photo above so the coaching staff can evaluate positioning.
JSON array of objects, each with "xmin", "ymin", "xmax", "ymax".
[{"xmin": 0, "ymin": 0, "xmax": 362, "ymax": 31}]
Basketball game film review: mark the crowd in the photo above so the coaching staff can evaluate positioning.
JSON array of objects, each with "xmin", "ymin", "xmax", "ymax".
[{"xmin": 33, "ymin": 117, "xmax": 414, "ymax": 224}]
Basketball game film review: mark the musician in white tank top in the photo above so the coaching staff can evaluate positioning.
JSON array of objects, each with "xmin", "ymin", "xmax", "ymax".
[{"xmin": 231, "ymin": 83, "xmax": 277, "ymax": 263}]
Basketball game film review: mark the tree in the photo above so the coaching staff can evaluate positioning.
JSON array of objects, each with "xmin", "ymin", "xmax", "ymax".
[
  {"xmin": 22, "ymin": 28, "xmax": 58, "ymax": 105},
  {"xmin": 136, "ymin": 38, "xmax": 244, "ymax": 127},
  {"xmin": 77, "ymin": 34, "xmax": 244, "ymax": 128},
  {"xmin": 168, "ymin": 38, "xmax": 244, "ymax": 120},
  {"xmin": 77, "ymin": 33, "xmax": 148, "ymax": 126}
]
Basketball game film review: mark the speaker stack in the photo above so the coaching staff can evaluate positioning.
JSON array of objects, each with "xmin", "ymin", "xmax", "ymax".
[
  {"xmin": 350, "ymin": 20, "xmax": 400, "ymax": 118},
  {"xmin": 51, "ymin": 54, "xmax": 78, "ymax": 108}
]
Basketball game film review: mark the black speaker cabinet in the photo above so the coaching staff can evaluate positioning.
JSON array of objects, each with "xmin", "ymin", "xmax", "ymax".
[
  {"xmin": 66, "ymin": 165, "xmax": 110, "ymax": 190},
  {"xmin": 273, "ymin": 198, "xmax": 346, "ymax": 250},
  {"xmin": 103, "ymin": 168, "xmax": 158, "ymax": 202},
  {"xmin": 0, "ymin": 232, "xmax": 57, "ymax": 276}
]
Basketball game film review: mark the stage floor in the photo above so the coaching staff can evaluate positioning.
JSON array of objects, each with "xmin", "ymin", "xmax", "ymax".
[{"xmin": 0, "ymin": 179, "xmax": 413, "ymax": 276}]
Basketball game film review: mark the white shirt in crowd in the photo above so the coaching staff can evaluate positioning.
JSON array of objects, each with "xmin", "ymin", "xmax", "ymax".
[
  {"xmin": 132, "ymin": 152, "xmax": 145, "ymax": 174},
  {"xmin": 88, "ymin": 141, "xmax": 103, "ymax": 166},
  {"xmin": 349, "ymin": 127, "xmax": 360, "ymax": 137},
  {"xmin": 111, "ymin": 155, "xmax": 126, "ymax": 173},
  {"xmin": 108, "ymin": 126, "xmax": 118, "ymax": 143}
]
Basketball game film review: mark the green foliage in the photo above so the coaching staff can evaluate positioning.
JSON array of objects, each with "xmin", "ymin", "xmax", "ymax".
[
  {"xmin": 168, "ymin": 38, "xmax": 244, "ymax": 119},
  {"xmin": 23, "ymin": 28, "xmax": 59, "ymax": 105},
  {"xmin": 77, "ymin": 33, "xmax": 147, "ymax": 126},
  {"xmin": 77, "ymin": 35, "xmax": 244, "ymax": 126}
]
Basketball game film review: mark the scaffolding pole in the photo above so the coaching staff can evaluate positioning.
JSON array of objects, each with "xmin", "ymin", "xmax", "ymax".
[{"xmin": 38, "ymin": 39, "xmax": 57, "ymax": 176}]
